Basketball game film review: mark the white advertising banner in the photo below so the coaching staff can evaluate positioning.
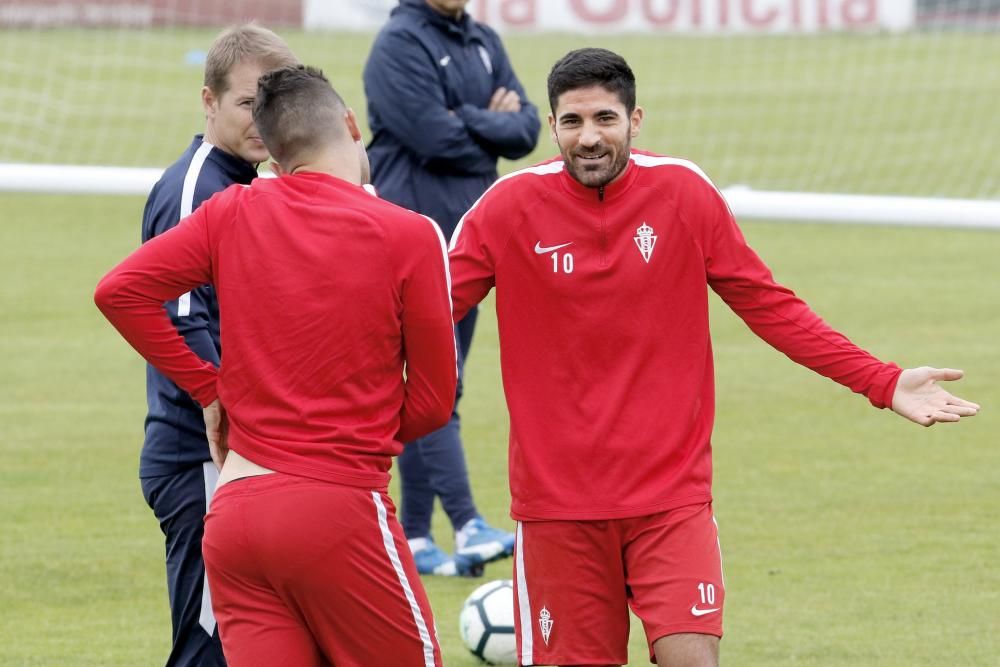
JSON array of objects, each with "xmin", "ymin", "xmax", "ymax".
[
  {"xmin": 304, "ymin": 0, "xmax": 395, "ymax": 30},
  {"xmin": 305, "ymin": 0, "xmax": 915, "ymax": 33}
]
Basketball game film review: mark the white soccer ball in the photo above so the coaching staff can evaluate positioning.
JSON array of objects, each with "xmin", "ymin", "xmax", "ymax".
[{"xmin": 458, "ymin": 579, "xmax": 517, "ymax": 665}]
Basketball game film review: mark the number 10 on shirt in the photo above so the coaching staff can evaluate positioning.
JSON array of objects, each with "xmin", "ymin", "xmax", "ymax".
[{"xmin": 551, "ymin": 251, "xmax": 574, "ymax": 274}]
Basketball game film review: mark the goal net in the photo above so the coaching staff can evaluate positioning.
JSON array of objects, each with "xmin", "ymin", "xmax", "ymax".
[{"xmin": 1, "ymin": 0, "xmax": 997, "ymax": 225}]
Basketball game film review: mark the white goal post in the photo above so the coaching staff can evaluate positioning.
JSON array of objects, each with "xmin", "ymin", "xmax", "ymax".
[
  {"xmin": 2, "ymin": 162, "xmax": 997, "ymax": 228},
  {"xmin": 1, "ymin": 0, "xmax": 998, "ymax": 228}
]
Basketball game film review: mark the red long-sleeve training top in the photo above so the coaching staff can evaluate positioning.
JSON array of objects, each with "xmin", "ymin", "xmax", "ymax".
[
  {"xmin": 96, "ymin": 172, "xmax": 457, "ymax": 489},
  {"xmin": 449, "ymin": 150, "xmax": 902, "ymax": 521}
]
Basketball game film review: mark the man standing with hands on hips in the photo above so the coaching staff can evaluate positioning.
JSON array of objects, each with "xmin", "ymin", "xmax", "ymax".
[{"xmin": 98, "ymin": 64, "xmax": 456, "ymax": 666}]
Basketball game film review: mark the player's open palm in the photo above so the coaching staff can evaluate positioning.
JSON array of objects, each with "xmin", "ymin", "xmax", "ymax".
[
  {"xmin": 891, "ymin": 367, "xmax": 980, "ymax": 426},
  {"xmin": 203, "ymin": 399, "xmax": 229, "ymax": 469}
]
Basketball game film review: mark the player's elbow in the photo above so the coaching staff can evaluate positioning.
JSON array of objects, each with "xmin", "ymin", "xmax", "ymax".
[
  {"xmin": 399, "ymin": 385, "xmax": 455, "ymax": 443},
  {"xmin": 419, "ymin": 395, "xmax": 455, "ymax": 437},
  {"xmin": 93, "ymin": 271, "xmax": 121, "ymax": 316},
  {"xmin": 416, "ymin": 406, "xmax": 452, "ymax": 442},
  {"xmin": 427, "ymin": 399, "xmax": 453, "ymax": 433}
]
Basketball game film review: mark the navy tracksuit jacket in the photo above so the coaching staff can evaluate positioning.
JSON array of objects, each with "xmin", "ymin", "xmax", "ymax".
[
  {"xmin": 140, "ymin": 135, "xmax": 257, "ymax": 477},
  {"xmin": 363, "ymin": 0, "xmax": 540, "ymax": 241},
  {"xmin": 139, "ymin": 135, "xmax": 256, "ymax": 667}
]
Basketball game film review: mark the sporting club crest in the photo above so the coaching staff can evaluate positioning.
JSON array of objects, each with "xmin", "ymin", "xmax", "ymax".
[
  {"xmin": 633, "ymin": 222, "xmax": 657, "ymax": 263},
  {"xmin": 538, "ymin": 607, "xmax": 553, "ymax": 644}
]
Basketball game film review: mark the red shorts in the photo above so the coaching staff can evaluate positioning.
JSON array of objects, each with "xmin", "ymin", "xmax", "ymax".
[
  {"xmin": 513, "ymin": 502, "xmax": 725, "ymax": 666},
  {"xmin": 202, "ymin": 473, "xmax": 441, "ymax": 667}
]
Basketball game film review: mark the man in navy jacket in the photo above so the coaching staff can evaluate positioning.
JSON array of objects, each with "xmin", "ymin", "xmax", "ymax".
[
  {"xmin": 139, "ymin": 24, "xmax": 298, "ymax": 666},
  {"xmin": 364, "ymin": 0, "xmax": 540, "ymax": 575}
]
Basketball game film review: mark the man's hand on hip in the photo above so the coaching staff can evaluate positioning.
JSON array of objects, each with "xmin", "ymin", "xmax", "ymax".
[{"xmin": 203, "ymin": 399, "xmax": 229, "ymax": 469}]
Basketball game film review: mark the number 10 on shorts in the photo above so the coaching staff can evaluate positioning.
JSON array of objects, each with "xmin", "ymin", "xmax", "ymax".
[{"xmin": 697, "ymin": 582, "xmax": 716, "ymax": 605}]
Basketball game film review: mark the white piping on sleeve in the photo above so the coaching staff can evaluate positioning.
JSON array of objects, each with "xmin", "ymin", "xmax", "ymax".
[{"xmin": 175, "ymin": 141, "xmax": 214, "ymax": 317}]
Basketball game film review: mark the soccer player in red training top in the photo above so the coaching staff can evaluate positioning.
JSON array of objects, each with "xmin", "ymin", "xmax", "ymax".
[
  {"xmin": 95, "ymin": 65, "xmax": 455, "ymax": 667},
  {"xmin": 447, "ymin": 48, "xmax": 980, "ymax": 667}
]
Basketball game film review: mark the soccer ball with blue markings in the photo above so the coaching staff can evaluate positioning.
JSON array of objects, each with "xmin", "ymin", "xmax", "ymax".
[{"xmin": 458, "ymin": 579, "xmax": 517, "ymax": 665}]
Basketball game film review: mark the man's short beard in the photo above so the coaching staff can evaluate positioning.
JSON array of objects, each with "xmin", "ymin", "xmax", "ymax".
[
  {"xmin": 588, "ymin": 146, "xmax": 630, "ymax": 189},
  {"xmin": 561, "ymin": 124, "xmax": 632, "ymax": 189}
]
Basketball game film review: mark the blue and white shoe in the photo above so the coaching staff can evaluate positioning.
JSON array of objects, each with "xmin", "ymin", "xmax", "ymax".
[
  {"xmin": 454, "ymin": 517, "xmax": 516, "ymax": 565},
  {"xmin": 408, "ymin": 537, "xmax": 483, "ymax": 578}
]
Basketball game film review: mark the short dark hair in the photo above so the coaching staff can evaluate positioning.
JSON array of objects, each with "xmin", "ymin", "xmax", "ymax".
[
  {"xmin": 547, "ymin": 48, "xmax": 636, "ymax": 115},
  {"xmin": 253, "ymin": 65, "xmax": 346, "ymax": 166}
]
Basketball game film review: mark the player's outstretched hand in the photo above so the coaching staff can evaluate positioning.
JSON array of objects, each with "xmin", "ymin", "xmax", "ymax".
[
  {"xmin": 203, "ymin": 398, "xmax": 229, "ymax": 469},
  {"xmin": 891, "ymin": 367, "xmax": 980, "ymax": 427}
]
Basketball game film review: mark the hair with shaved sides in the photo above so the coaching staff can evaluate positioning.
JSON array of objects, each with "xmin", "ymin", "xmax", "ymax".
[
  {"xmin": 547, "ymin": 48, "xmax": 636, "ymax": 115},
  {"xmin": 253, "ymin": 65, "xmax": 347, "ymax": 167},
  {"xmin": 203, "ymin": 22, "xmax": 299, "ymax": 95}
]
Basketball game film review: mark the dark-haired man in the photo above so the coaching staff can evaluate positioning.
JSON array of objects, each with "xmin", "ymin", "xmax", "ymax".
[
  {"xmin": 97, "ymin": 65, "xmax": 453, "ymax": 667},
  {"xmin": 448, "ymin": 48, "xmax": 979, "ymax": 667},
  {"xmin": 136, "ymin": 23, "xmax": 298, "ymax": 667},
  {"xmin": 363, "ymin": 0, "xmax": 540, "ymax": 576}
]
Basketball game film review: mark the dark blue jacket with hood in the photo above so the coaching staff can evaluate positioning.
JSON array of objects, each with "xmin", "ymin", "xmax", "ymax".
[{"xmin": 363, "ymin": 0, "xmax": 540, "ymax": 239}]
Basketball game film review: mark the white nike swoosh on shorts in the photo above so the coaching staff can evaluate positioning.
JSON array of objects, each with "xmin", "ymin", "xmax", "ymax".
[{"xmin": 690, "ymin": 605, "xmax": 721, "ymax": 617}]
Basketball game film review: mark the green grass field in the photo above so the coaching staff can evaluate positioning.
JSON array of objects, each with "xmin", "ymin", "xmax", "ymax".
[{"xmin": 1, "ymin": 28, "xmax": 999, "ymax": 667}]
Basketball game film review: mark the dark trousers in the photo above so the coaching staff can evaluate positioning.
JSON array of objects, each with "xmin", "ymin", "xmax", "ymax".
[
  {"xmin": 398, "ymin": 308, "xmax": 480, "ymax": 538},
  {"xmin": 141, "ymin": 463, "xmax": 227, "ymax": 667}
]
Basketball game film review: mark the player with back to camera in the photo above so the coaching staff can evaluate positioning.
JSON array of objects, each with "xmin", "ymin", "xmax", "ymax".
[
  {"xmin": 134, "ymin": 23, "xmax": 297, "ymax": 667},
  {"xmin": 447, "ymin": 48, "xmax": 980, "ymax": 667},
  {"xmin": 363, "ymin": 0, "xmax": 542, "ymax": 576},
  {"xmin": 96, "ymin": 65, "xmax": 456, "ymax": 666}
]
